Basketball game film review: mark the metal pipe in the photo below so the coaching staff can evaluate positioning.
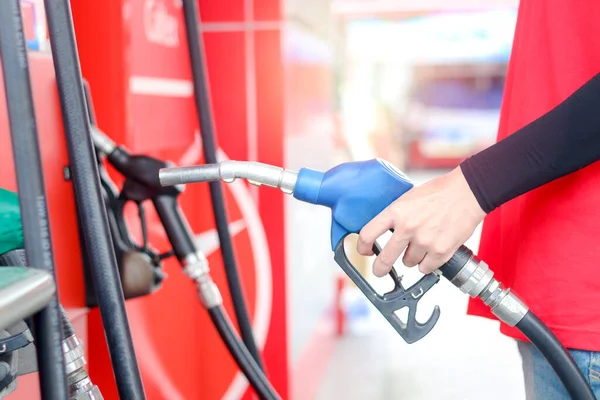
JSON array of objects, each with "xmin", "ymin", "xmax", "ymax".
[
  {"xmin": 43, "ymin": 1, "xmax": 146, "ymax": 398},
  {"xmin": 82, "ymin": 80, "xmax": 117, "ymax": 155},
  {"xmin": 0, "ymin": 1, "xmax": 68, "ymax": 398},
  {"xmin": 181, "ymin": 0, "xmax": 264, "ymax": 369},
  {"xmin": 159, "ymin": 161, "xmax": 298, "ymax": 193}
]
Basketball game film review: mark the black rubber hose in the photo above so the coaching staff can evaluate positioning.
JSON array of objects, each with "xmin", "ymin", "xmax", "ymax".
[
  {"xmin": 59, "ymin": 307, "xmax": 75, "ymax": 338},
  {"xmin": 208, "ymin": 307, "xmax": 279, "ymax": 400},
  {"xmin": 438, "ymin": 245, "xmax": 473, "ymax": 281},
  {"xmin": 153, "ymin": 195, "xmax": 197, "ymax": 261},
  {"xmin": 83, "ymin": 80, "xmax": 97, "ymax": 125},
  {"xmin": 182, "ymin": 0, "xmax": 264, "ymax": 369},
  {"xmin": 516, "ymin": 312, "xmax": 595, "ymax": 400},
  {"xmin": 43, "ymin": 1, "xmax": 146, "ymax": 399},
  {"xmin": 0, "ymin": 2, "xmax": 68, "ymax": 398}
]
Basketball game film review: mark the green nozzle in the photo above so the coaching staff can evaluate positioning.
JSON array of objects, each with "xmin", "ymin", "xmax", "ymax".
[{"xmin": 0, "ymin": 188, "xmax": 24, "ymax": 255}]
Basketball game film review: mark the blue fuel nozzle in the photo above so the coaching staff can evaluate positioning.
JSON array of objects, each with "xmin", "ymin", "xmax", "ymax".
[
  {"xmin": 293, "ymin": 159, "xmax": 414, "ymax": 250},
  {"xmin": 158, "ymin": 158, "xmax": 441, "ymax": 343},
  {"xmin": 293, "ymin": 159, "xmax": 440, "ymax": 343}
]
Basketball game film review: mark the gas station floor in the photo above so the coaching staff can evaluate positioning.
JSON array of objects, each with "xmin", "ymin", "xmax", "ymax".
[{"xmin": 314, "ymin": 170, "xmax": 526, "ymax": 400}]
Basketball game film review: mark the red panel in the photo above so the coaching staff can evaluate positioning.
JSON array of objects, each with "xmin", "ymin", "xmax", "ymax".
[
  {"xmin": 254, "ymin": 29, "xmax": 288, "ymax": 399},
  {"xmin": 254, "ymin": 0, "xmax": 281, "ymax": 21},
  {"xmin": 129, "ymin": 0, "xmax": 191, "ymax": 79},
  {"xmin": 127, "ymin": 0, "xmax": 194, "ymax": 151},
  {"xmin": 71, "ymin": 0, "xmax": 128, "ymax": 143},
  {"xmin": 198, "ymin": 0, "xmax": 244, "ymax": 22},
  {"xmin": 203, "ymin": 31, "xmax": 248, "ymax": 161}
]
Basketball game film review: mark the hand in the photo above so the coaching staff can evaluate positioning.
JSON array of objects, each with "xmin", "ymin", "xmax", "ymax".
[{"xmin": 357, "ymin": 167, "xmax": 486, "ymax": 276}]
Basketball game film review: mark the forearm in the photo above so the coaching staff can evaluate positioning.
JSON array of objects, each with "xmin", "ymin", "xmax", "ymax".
[{"xmin": 460, "ymin": 72, "xmax": 600, "ymax": 213}]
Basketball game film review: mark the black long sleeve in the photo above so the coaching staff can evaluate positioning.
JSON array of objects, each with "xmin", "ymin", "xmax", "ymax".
[{"xmin": 460, "ymin": 72, "xmax": 600, "ymax": 213}]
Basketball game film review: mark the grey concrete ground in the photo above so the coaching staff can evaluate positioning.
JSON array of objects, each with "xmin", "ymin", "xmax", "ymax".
[{"xmin": 314, "ymin": 170, "xmax": 526, "ymax": 400}]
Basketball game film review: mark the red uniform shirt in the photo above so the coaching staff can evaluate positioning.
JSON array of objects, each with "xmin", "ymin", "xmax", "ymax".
[{"xmin": 466, "ymin": 0, "xmax": 600, "ymax": 351}]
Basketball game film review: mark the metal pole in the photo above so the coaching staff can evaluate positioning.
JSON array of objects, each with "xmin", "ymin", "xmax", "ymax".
[
  {"xmin": 0, "ymin": 1, "xmax": 68, "ymax": 398},
  {"xmin": 43, "ymin": 1, "xmax": 146, "ymax": 399}
]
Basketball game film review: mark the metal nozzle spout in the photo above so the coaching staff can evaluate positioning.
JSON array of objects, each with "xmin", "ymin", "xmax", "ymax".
[
  {"xmin": 159, "ymin": 161, "xmax": 299, "ymax": 194},
  {"xmin": 90, "ymin": 126, "xmax": 116, "ymax": 155}
]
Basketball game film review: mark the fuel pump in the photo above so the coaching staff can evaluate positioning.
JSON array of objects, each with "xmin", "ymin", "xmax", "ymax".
[
  {"xmin": 159, "ymin": 159, "xmax": 597, "ymax": 400},
  {"xmin": 84, "ymin": 81, "xmax": 279, "ymax": 400},
  {"xmin": 2, "ymin": 0, "xmax": 591, "ymax": 398}
]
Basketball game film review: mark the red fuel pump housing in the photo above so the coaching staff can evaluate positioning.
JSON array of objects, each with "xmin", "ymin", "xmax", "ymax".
[
  {"xmin": 0, "ymin": 1, "xmax": 288, "ymax": 399},
  {"xmin": 71, "ymin": 0, "xmax": 288, "ymax": 399}
]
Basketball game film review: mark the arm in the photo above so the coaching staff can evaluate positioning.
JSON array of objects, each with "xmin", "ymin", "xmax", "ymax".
[
  {"xmin": 462, "ymin": 72, "xmax": 600, "ymax": 213},
  {"xmin": 358, "ymin": 73, "xmax": 600, "ymax": 275}
]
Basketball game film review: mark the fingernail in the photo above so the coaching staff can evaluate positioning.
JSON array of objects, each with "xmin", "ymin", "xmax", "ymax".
[
  {"xmin": 374, "ymin": 263, "xmax": 387, "ymax": 277},
  {"xmin": 357, "ymin": 244, "xmax": 373, "ymax": 256}
]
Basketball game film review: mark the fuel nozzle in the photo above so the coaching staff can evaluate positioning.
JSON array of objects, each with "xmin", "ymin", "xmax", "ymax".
[
  {"xmin": 159, "ymin": 161, "xmax": 299, "ymax": 194},
  {"xmin": 160, "ymin": 159, "xmax": 444, "ymax": 344}
]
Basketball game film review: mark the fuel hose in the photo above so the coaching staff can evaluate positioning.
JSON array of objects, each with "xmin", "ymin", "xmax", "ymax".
[
  {"xmin": 151, "ymin": 195, "xmax": 279, "ymax": 399},
  {"xmin": 208, "ymin": 307, "xmax": 280, "ymax": 400},
  {"xmin": 181, "ymin": 0, "xmax": 264, "ymax": 369},
  {"xmin": 0, "ymin": 1, "xmax": 68, "ymax": 398},
  {"xmin": 439, "ymin": 246, "xmax": 595, "ymax": 400},
  {"xmin": 44, "ymin": 0, "xmax": 146, "ymax": 398},
  {"xmin": 516, "ymin": 312, "xmax": 595, "ymax": 400}
]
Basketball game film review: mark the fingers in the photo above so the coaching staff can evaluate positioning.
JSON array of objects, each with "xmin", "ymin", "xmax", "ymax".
[
  {"xmin": 417, "ymin": 243, "xmax": 458, "ymax": 274},
  {"xmin": 372, "ymin": 233, "xmax": 409, "ymax": 277},
  {"xmin": 402, "ymin": 242, "xmax": 427, "ymax": 268},
  {"xmin": 357, "ymin": 209, "xmax": 394, "ymax": 256}
]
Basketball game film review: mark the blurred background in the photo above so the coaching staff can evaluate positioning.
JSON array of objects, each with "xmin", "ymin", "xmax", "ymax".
[
  {"xmin": 3, "ymin": 0, "xmax": 524, "ymax": 399},
  {"xmin": 285, "ymin": 1, "xmax": 522, "ymax": 399}
]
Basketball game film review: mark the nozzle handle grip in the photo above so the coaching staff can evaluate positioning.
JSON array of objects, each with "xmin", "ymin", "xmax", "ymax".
[{"xmin": 153, "ymin": 194, "xmax": 198, "ymax": 262}]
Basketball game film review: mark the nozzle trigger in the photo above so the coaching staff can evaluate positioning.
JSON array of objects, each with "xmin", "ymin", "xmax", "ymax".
[{"xmin": 333, "ymin": 237, "xmax": 441, "ymax": 343}]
